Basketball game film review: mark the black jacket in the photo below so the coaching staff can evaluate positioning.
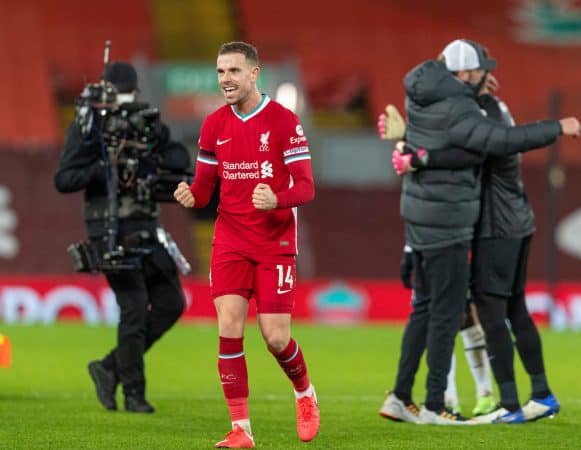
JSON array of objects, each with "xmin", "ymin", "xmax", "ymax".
[
  {"xmin": 55, "ymin": 121, "xmax": 191, "ymax": 238},
  {"xmin": 401, "ymin": 60, "xmax": 560, "ymax": 250},
  {"xmin": 416, "ymin": 95, "xmax": 536, "ymax": 239},
  {"xmin": 476, "ymin": 94, "xmax": 535, "ymax": 239}
]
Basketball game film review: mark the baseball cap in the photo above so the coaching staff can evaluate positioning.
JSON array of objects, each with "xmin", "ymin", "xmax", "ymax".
[
  {"xmin": 102, "ymin": 61, "xmax": 138, "ymax": 93},
  {"xmin": 441, "ymin": 39, "xmax": 496, "ymax": 71}
]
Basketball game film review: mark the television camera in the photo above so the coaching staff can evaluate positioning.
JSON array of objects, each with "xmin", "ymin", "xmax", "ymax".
[{"xmin": 67, "ymin": 41, "xmax": 191, "ymax": 274}]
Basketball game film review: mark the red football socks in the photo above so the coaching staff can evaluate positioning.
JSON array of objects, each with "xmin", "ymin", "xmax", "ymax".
[
  {"xmin": 219, "ymin": 336, "xmax": 249, "ymax": 420},
  {"xmin": 271, "ymin": 338, "xmax": 310, "ymax": 393}
]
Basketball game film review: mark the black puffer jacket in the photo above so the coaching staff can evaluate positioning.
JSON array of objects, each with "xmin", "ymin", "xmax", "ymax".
[{"xmin": 402, "ymin": 60, "xmax": 560, "ymax": 250}]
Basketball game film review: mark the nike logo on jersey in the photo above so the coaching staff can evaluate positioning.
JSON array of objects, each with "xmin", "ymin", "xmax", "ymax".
[
  {"xmin": 217, "ymin": 138, "xmax": 232, "ymax": 145},
  {"xmin": 277, "ymin": 288, "xmax": 292, "ymax": 295}
]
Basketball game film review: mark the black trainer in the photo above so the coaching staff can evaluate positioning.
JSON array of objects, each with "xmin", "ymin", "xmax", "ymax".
[
  {"xmin": 123, "ymin": 382, "xmax": 155, "ymax": 413},
  {"xmin": 88, "ymin": 360, "xmax": 118, "ymax": 411},
  {"xmin": 124, "ymin": 393, "xmax": 155, "ymax": 413}
]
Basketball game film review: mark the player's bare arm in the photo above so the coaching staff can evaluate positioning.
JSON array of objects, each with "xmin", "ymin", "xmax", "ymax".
[
  {"xmin": 174, "ymin": 181, "xmax": 195, "ymax": 208},
  {"xmin": 252, "ymin": 183, "xmax": 277, "ymax": 211}
]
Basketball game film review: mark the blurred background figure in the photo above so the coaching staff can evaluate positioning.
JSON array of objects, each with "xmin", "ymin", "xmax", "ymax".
[
  {"xmin": 54, "ymin": 60, "xmax": 192, "ymax": 413},
  {"xmin": 0, "ymin": 333, "xmax": 11, "ymax": 368}
]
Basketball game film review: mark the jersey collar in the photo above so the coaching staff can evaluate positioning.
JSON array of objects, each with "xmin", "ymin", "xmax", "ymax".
[{"xmin": 230, "ymin": 94, "xmax": 270, "ymax": 122}]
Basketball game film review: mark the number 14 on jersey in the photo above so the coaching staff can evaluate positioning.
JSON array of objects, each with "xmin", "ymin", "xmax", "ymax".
[{"xmin": 276, "ymin": 264, "xmax": 294, "ymax": 294}]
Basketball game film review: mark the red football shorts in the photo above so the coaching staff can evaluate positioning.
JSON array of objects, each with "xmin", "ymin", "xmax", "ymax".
[{"xmin": 210, "ymin": 244, "xmax": 296, "ymax": 314}]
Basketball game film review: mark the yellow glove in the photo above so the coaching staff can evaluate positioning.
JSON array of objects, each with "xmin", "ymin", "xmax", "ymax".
[{"xmin": 377, "ymin": 104, "xmax": 406, "ymax": 140}]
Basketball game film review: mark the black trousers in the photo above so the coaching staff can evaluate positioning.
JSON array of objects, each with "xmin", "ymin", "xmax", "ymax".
[
  {"xmin": 472, "ymin": 235, "xmax": 548, "ymax": 401},
  {"xmin": 101, "ymin": 243, "xmax": 185, "ymax": 391},
  {"xmin": 394, "ymin": 241, "xmax": 470, "ymax": 410}
]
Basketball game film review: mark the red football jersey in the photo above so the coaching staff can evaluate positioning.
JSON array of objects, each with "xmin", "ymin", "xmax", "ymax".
[{"xmin": 195, "ymin": 95, "xmax": 313, "ymax": 255}]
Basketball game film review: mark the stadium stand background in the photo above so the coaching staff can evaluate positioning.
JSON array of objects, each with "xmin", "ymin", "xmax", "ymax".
[{"xmin": 0, "ymin": 0, "xmax": 580, "ymax": 287}]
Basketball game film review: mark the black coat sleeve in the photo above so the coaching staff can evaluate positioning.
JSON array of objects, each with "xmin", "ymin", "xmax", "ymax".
[
  {"xmin": 447, "ymin": 99, "xmax": 561, "ymax": 156},
  {"xmin": 54, "ymin": 124, "xmax": 105, "ymax": 193},
  {"xmin": 418, "ymin": 147, "xmax": 485, "ymax": 169},
  {"xmin": 413, "ymin": 94, "xmax": 525, "ymax": 171}
]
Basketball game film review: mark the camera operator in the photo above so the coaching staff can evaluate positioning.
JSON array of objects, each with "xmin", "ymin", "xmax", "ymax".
[{"xmin": 54, "ymin": 62, "xmax": 191, "ymax": 413}]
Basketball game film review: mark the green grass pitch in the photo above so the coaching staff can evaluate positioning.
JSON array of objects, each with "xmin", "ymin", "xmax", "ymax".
[{"xmin": 0, "ymin": 323, "xmax": 579, "ymax": 449}]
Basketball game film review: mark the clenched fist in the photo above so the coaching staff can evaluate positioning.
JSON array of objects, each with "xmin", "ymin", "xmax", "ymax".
[
  {"xmin": 252, "ymin": 183, "xmax": 277, "ymax": 211},
  {"xmin": 174, "ymin": 181, "xmax": 195, "ymax": 208},
  {"xmin": 559, "ymin": 117, "xmax": 581, "ymax": 137}
]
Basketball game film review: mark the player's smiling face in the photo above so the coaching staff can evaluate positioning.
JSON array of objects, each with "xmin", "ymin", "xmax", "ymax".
[{"xmin": 217, "ymin": 52, "xmax": 259, "ymax": 108}]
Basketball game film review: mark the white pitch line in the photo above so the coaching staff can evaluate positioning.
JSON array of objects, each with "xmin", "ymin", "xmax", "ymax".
[{"xmin": 20, "ymin": 392, "xmax": 581, "ymax": 405}]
